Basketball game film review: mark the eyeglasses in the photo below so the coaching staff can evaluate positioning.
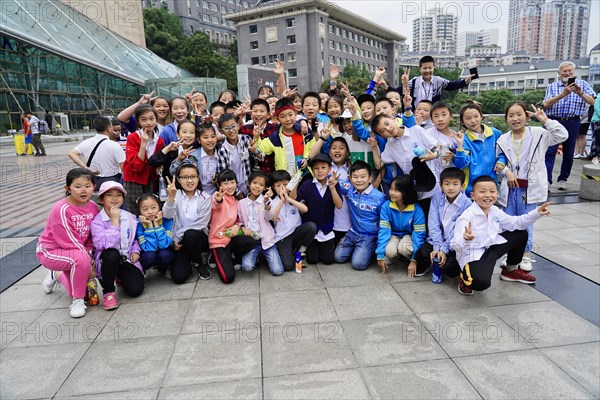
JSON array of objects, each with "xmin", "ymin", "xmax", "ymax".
[
  {"xmin": 221, "ymin": 124, "xmax": 238, "ymax": 132},
  {"xmin": 178, "ymin": 175, "xmax": 199, "ymax": 181}
]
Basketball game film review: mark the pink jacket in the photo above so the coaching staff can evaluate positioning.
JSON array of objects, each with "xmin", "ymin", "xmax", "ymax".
[
  {"xmin": 208, "ymin": 194, "xmax": 239, "ymax": 249},
  {"xmin": 238, "ymin": 196, "xmax": 276, "ymax": 249}
]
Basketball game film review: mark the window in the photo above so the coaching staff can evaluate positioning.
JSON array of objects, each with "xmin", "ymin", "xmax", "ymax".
[
  {"xmin": 336, "ymin": 57, "xmax": 341, "ymax": 65},
  {"xmin": 268, "ymin": 54, "xmax": 277, "ymax": 63},
  {"xmin": 329, "ymin": 55, "xmax": 335, "ymax": 64},
  {"xmin": 497, "ymin": 81, "xmax": 505, "ymax": 88},
  {"xmin": 336, "ymin": 42, "xmax": 341, "ymax": 51},
  {"xmin": 537, "ymin": 79, "xmax": 544, "ymax": 85},
  {"xmin": 249, "ymin": 25, "xmax": 257, "ymax": 34},
  {"xmin": 279, "ymin": 53, "xmax": 285, "ymax": 61},
  {"xmin": 188, "ymin": 7, "xmax": 192, "ymax": 16},
  {"xmin": 548, "ymin": 78, "xmax": 555, "ymax": 84},
  {"xmin": 203, "ymin": 14, "xmax": 210, "ymax": 22},
  {"xmin": 243, "ymin": 1, "xmax": 248, "ymax": 7},
  {"xmin": 210, "ymin": 3, "xmax": 217, "ymax": 11},
  {"xmin": 266, "ymin": 26, "xmax": 278, "ymax": 43},
  {"xmin": 211, "ymin": 16, "xmax": 219, "ymax": 24},
  {"xmin": 286, "ymin": 18, "xmax": 295, "ymax": 28},
  {"xmin": 288, "ymin": 69, "xmax": 297, "ymax": 77},
  {"xmin": 287, "ymin": 52, "xmax": 296, "ymax": 61},
  {"xmin": 250, "ymin": 41, "xmax": 259, "ymax": 50},
  {"xmin": 343, "ymin": 44, "xmax": 347, "ymax": 52},
  {"xmin": 202, "ymin": 1, "xmax": 209, "ymax": 8},
  {"xmin": 261, "ymin": 56, "xmax": 266, "ymax": 64},
  {"xmin": 251, "ymin": 57, "xmax": 259, "ymax": 65},
  {"xmin": 221, "ymin": 5, "xmax": 226, "ymax": 12},
  {"xmin": 342, "ymin": 29, "xmax": 347, "ymax": 38},
  {"xmin": 287, "ymin": 35, "xmax": 296, "ymax": 45},
  {"xmin": 328, "ymin": 24, "xmax": 334, "ymax": 34},
  {"xmin": 329, "ymin": 40, "xmax": 334, "ymax": 49},
  {"xmin": 189, "ymin": 25, "xmax": 194, "ymax": 33}
]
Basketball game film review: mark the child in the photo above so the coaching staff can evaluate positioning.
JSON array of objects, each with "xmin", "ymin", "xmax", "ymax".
[
  {"xmin": 495, "ymin": 102, "xmax": 567, "ymax": 271},
  {"xmin": 136, "ymin": 194, "xmax": 175, "ymax": 277},
  {"xmin": 453, "ymin": 100, "xmax": 502, "ymax": 196},
  {"xmin": 218, "ymin": 90, "xmax": 236, "ymax": 104},
  {"xmin": 239, "ymin": 98, "xmax": 278, "ymax": 174},
  {"xmin": 208, "ymin": 170, "xmax": 256, "ymax": 283},
  {"xmin": 38, "ymin": 168, "xmax": 99, "ymax": 318},
  {"xmin": 451, "ymin": 176, "xmax": 552, "ymax": 295},
  {"xmin": 415, "ymin": 167, "xmax": 471, "ymax": 279},
  {"xmin": 117, "ymin": 93, "xmax": 171, "ymax": 134},
  {"xmin": 301, "ymin": 91, "xmax": 328, "ymax": 124},
  {"xmin": 270, "ymin": 170, "xmax": 317, "ymax": 271},
  {"xmin": 196, "ymin": 123, "xmax": 219, "ymax": 194},
  {"xmin": 122, "ymin": 105, "xmax": 165, "ymax": 213},
  {"xmin": 427, "ymin": 101, "xmax": 460, "ymax": 171},
  {"xmin": 217, "ymin": 113, "xmax": 261, "ymax": 196},
  {"xmin": 376, "ymin": 175, "xmax": 427, "ymax": 277},
  {"xmin": 237, "ymin": 172, "xmax": 284, "ymax": 275},
  {"xmin": 189, "ymin": 91, "xmax": 209, "ymax": 120},
  {"xmin": 329, "ymin": 137, "xmax": 352, "ymax": 244},
  {"xmin": 209, "ymin": 101, "xmax": 227, "ymax": 122},
  {"xmin": 160, "ymin": 96, "xmax": 191, "ymax": 146},
  {"xmin": 294, "ymin": 154, "xmax": 343, "ymax": 264},
  {"xmin": 162, "ymin": 164, "xmax": 213, "ymax": 283},
  {"xmin": 167, "ymin": 120, "xmax": 203, "ymax": 176},
  {"xmin": 415, "ymin": 100, "xmax": 433, "ymax": 130},
  {"xmin": 334, "ymin": 161, "xmax": 387, "ymax": 270},
  {"xmin": 91, "ymin": 182, "xmax": 144, "ymax": 310}
]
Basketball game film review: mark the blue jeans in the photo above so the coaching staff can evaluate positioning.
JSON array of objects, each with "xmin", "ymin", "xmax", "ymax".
[
  {"xmin": 503, "ymin": 188, "xmax": 535, "ymax": 252},
  {"xmin": 545, "ymin": 118, "xmax": 580, "ymax": 183},
  {"xmin": 242, "ymin": 242, "xmax": 284, "ymax": 276},
  {"xmin": 334, "ymin": 230, "xmax": 377, "ymax": 270}
]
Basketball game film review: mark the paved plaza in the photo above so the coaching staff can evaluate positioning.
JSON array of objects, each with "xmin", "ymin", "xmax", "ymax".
[{"xmin": 0, "ymin": 139, "xmax": 599, "ymax": 399}]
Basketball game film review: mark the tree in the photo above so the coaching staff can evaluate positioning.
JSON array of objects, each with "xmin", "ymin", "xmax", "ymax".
[
  {"xmin": 143, "ymin": 7, "xmax": 188, "ymax": 62},
  {"xmin": 517, "ymin": 89, "xmax": 545, "ymax": 107},
  {"xmin": 479, "ymin": 89, "xmax": 514, "ymax": 114},
  {"xmin": 320, "ymin": 64, "xmax": 373, "ymax": 96}
]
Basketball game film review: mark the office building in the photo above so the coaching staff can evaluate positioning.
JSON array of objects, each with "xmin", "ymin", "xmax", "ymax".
[
  {"xmin": 412, "ymin": 8, "xmax": 458, "ymax": 54},
  {"xmin": 457, "ymin": 29, "xmax": 499, "ymax": 56}
]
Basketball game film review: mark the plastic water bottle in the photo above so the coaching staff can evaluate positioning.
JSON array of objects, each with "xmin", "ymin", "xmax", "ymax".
[
  {"xmin": 432, "ymin": 257, "xmax": 442, "ymax": 284},
  {"xmin": 251, "ymin": 231, "xmax": 262, "ymax": 240},
  {"xmin": 295, "ymin": 251, "xmax": 303, "ymax": 273},
  {"xmin": 412, "ymin": 143, "xmax": 427, "ymax": 158},
  {"xmin": 158, "ymin": 176, "xmax": 168, "ymax": 201},
  {"xmin": 286, "ymin": 159, "xmax": 306, "ymax": 191},
  {"xmin": 217, "ymin": 228, "xmax": 233, "ymax": 238}
]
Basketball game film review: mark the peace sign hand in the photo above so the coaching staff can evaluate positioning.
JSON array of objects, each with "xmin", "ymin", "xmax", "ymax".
[
  {"xmin": 165, "ymin": 176, "xmax": 177, "ymax": 199},
  {"xmin": 339, "ymin": 81, "xmax": 350, "ymax": 98},
  {"xmin": 264, "ymin": 187, "xmax": 273, "ymax": 203},
  {"xmin": 327, "ymin": 171, "xmax": 340, "ymax": 188},
  {"xmin": 178, "ymin": 146, "xmax": 194, "ymax": 161},
  {"xmin": 529, "ymin": 104, "xmax": 548, "ymax": 124},
  {"xmin": 537, "ymin": 201, "xmax": 553, "ymax": 216},
  {"xmin": 214, "ymin": 186, "xmax": 224, "ymax": 203},
  {"xmin": 463, "ymin": 222, "xmax": 475, "ymax": 241},
  {"xmin": 401, "ymin": 67, "xmax": 410, "ymax": 87},
  {"xmin": 455, "ymin": 130, "xmax": 465, "ymax": 146}
]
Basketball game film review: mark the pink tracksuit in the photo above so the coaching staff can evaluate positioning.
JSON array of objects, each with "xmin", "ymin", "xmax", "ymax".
[{"xmin": 36, "ymin": 198, "xmax": 99, "ymax": 298}]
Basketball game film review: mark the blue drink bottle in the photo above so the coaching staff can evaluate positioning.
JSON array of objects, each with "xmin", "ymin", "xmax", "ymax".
[{"xmin": 432, "ymin": 257, "xmax": 442, "ymax": 284}]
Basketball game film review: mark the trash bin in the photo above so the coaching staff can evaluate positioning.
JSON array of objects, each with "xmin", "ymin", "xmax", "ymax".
[{"xmin": 13, "ymin": 133, "xmax": 33, "ymax": 155}]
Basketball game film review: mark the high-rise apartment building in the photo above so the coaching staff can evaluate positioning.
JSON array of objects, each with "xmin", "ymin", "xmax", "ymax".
[
  {"xmin": 507, "ymin": 0, "xmax": 590, "ymax": 61},
  {"xmin": 412, "ymin": 8, "xmax": 457, "ymax": 54},
  {"xmin": 457, "ymin": 29, "xmax": 499, "ymax": 56}
]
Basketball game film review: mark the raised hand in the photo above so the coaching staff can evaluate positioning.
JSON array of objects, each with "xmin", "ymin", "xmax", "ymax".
[
  {"xmin": 420, "ymin": 148, "xmax": 438, "ymax": 162},
  {"xmin": 214, "ymin": 186, "xmax": 224, "ymax": 203},
  {"xmin": 282, "ymin": 86, "xmax": 298, "ymax": 98},
  {"xmin": 140, "ymin": 131, "xmax": 150, "ymax": 143},
  {"xmin": 367, "ymin": 135, "xmax": 378, "ymax": 149},
  {"xmin": 155, "ymin": 210, "xmax": 163, "ymax": 221},
  {"xmin": 537, "ymin": 201, "xmax": 553, "ymax": 216},
  {"xmin": 327, "ymin": 171, "xmax": 340, "ymax": 188},
  {"xmin": 165, "ymin": 176, "xmax": 177, "ymax": 198},
  {"xmin": 374, "ymin": 67, "xmax": 386, "ymax": 82},
  {"xmin": 177, "ymin": 146, "xmax": 194, "ymax": 161},
  {"xmin": 401, "ymin": 67, "xmax": 410, "ymax": 88},
  {"xmin": 329, "ymin": 64, "xmax": 339, "ymax": 81},
  {"xmin": 164, "ymin": 140, "xmax": 180, "ymax": 153},
  {"xmin": 272, "ymin": 59, "xmax": 285, "ymax": 75},
  {"xmin": 339, "ymin": 81, "xmax": 350, "ymax": 98},
  {"xmin": 403, "ymin": 93, "xmax": 413, "ymax": 109},
  {"xmin": 320, "ymin": 121, "xmax": 332, "ymax": 140},
  {"xmin": 463, "ymin": 222, "xmax": 475, "ymax": 241},
  {"xmin": 138, "ymin": 90, "xmax": 155, "ymax": 105},
  {"xmin": 138, "ymin": 215, "xmax": 148, "ymax": 225},
  {"xmin": 248, "ymin": 138, "xmax": 258, "ymax": 155},
  {"xmin": 529, "ymin": 104, "xmax": 548, "ymax": 124},
  {"xmin": 264, "ymin": 187, "xmax": 273, "ymax": 203},
  {"xmin": 108, "ymin": 206, "xmax": 120, "ymax": 225},
  {"xmin": 455, "ymin": 130, "xmax": 465, "ymax": 147}
]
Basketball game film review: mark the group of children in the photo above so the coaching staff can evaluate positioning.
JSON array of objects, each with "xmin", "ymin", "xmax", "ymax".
[{"xmin": 38, "ymin": 56, "xmax": 570, "ymax": 318}]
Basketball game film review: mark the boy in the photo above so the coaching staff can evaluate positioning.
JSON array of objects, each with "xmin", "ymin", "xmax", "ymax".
[
  {"xmin": 240, "ymin": 98, "xmax": 278, "ymax": 174},
  {"xmin": 294, "ymin": 154, "xmax": 343, "ymax": 265},
  {"xmin": 451, "ymin": 176, "xmax": 551, "ymax": 295},
  {"xmin": 415, "ymin": 100, "xmax": 433, "ymax": 130},
  {"xmin": 270, "ymin": 170, "xmax": 317, "ymax": 271},
  {"xmin": 256, "ymin": 98, "xmax": 315, "ymax": 175},
  {"xmin": 216, "ymin": 113, "xmax": 262, "ymax": 196},
  {"xmin": 415, "ymin": 168, "xmax": 471, "ymax": 278},
  {"xmin": 334, "ymin": 160, "xmax": 387, "ymax": 270}
]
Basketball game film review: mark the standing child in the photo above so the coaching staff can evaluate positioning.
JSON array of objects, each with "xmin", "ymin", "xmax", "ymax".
[
  {"xmin": 160, "ymin": 96, "xmax": 191, "ymax": 146},
  {"xmin": 208, "ymin": 170, "xmax": 256, "ymax": 283},
  {"xmin": 495, "ymin": 102, "xmax": 567, "ymax": 271},
  {"xmin": 196, "ymin": 123, "xmax": 219, "ymax": 194},
  {"xmin": 329, "ymin": 137, "xmax": 352, "ymax": 244},
  {"xmin": 238, "ymin": 172, "xmax": 284, "ymax": 276},
  {"xmin": 415, "ymin": 100, "xmax": 434, "ymax": 130},
  {"xmin": 334, "ymin": 161, "xmax": 387, "ymax": 270},
  {"xmin": 162, "ymin": 164, "xmax": 213, "ymax": 283},
  {"xmin": 122, "ymin": 105, "xmax": 165, "ymax": 212},
  {"xmin": 376, "ymin": 175, "xmax": 427, "ymax": 277},
  {"xmin": 167, "ymin": 120, "xmax": 203, "ymax": 176},
  {"xmin": 38, "ymin": 168, "xmax": 99, "ymax": 318},
  {"xmin": 427, "ymin": 101, "xmax": 460, "ymax": 173},
  {"xmin": 451, "ymin": 176, "xmax": 552, "ymax": 295},
  {"xmin": 240, "ymin": 98, "xmax": 278, "ymax": 174},
  {"xmin": 136, "ymin": 194, "xmax": 175, "ymax": 278},
  {"xmin": 91, "ymin": 182, "xmax": 144, "ymax": 310}
]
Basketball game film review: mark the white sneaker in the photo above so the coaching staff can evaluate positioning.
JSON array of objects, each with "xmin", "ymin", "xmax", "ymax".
[
  {"xmin": 69, "ymin": 298, "xmax": 87, "ymax": 318},
  {"xmin": 42, "ymin": 270, "xmax": 58, "ymax": 294},
  {"xmin": 234, "ymin": 264, "xmax": 242, "ymax": 271},
  {"xmin": 574, "ymin": 153, "xmax": 581, "ymax": 159},
  {"xmin": 520, "ymin": 256, "xmax": 533, "ymax": 272},
  {"xmin": 557, "ymin": 180, "xmax": 567, "ymax": 190},
  {"xmin": 593, "ymin": 157, "xmax": 599, "ymax": 165}
]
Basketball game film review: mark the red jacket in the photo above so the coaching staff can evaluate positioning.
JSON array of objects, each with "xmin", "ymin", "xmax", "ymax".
[{"xmin": 123, "ymin": 130, "xmax": 165, "ymax": 186}]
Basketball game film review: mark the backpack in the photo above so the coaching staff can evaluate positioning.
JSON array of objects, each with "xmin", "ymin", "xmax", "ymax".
[{"xmin": 38, "ymin": 120, "xmax": 49, "ymax": 133}]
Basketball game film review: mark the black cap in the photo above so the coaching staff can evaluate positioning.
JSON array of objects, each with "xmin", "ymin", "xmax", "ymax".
[
  {"xmin": 409, "ymin": 157, "xmax": 437, "ymax": 192},
  {"xmin": 309, "ymin": 153, "xmax": 332, "ymax": 168},
  {"xmin": 356, "ymin": 94, "xmax": 376, "ymax": 106}
]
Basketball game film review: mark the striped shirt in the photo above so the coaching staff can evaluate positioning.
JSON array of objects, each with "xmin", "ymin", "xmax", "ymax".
[{"xmin": 544, "ymin": 79, "xmax": 596, "ymax": 119}]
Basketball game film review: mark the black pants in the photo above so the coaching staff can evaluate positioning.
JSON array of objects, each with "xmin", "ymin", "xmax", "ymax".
[
  {"xmin": 276, "ymin": 222, "xmax": 317, "ymax": 271},
  {"xmin": 139, "ymin": 248, "xmax": 175, "ymax": 274},
  {"xmin": 333, "ymin": 230, "xmax": 346, "ymax": 247},
  {"xmin": 212, "ymin": 235, "xmax": 256, "ymax": 284},
  {"xmin": 99, "ymin": 248, "xmax": 144, "ymax": 297},
  {"xmin": 415, "ymin": 242, "xmax": 461, "ymax": 278},
  {"xmin": 306, "ymin": 238, "xmax": 335, "ymax": 265},
  {"xmin": 417, "ymin": 197, "xmax": 432, "ymax": 226},
  {"xmin": 172, "ymin": 229, "xmax": 209, "ymax": 284},
  {"xmin": 461, "ymin": 230, "xmax": 528, "ymax": 292}
]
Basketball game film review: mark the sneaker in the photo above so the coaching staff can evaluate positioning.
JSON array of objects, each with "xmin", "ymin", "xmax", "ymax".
[
  {"xmin": 557, "ymin": 180, "xmax": 567, "ymax": 190},
  {"xmin": 102, "ymin": 292, "xmax": 119, "ymax": 310},
  {"xmin": 69, "ymin": 298, "xmax": 87, "ymax": 318},
  {"xmin": 573, "ymin": 153, "xmax": 581, "ymax": 159},
  {"xmin": 458, "ymin": 278, "xmax": 473, "ymax": 296},
  {"xmin": 414, "ymin": 266, "xmax": 431, "ymax": 277},
  {"xmin": 234, "ymin": 264, "xmax": 242, "ymax": 271},
  {"xmin": 206, "ymin": 253, "xmax": 217, "ymax": 269},
  {"xmin": 194, "ymin": 263, "xmax": 212, "ymax": 280},
  {"xmin": 500, "ymin": 268, "xmax": 536, "ymax": 284},
  {"xmin": 40, "ymin": 153, "xmax": 46, "ymax": 156},
  {"xmin": 593, "ymin": 157, "xmax": 599, "ymax": 165},
  {"xmin": 520, "ymin": 256, "xmax": 533, "ymax": 272},
  {"xmin": 42, "ymin": 270, "xmax": 58, "ymax": 294}
]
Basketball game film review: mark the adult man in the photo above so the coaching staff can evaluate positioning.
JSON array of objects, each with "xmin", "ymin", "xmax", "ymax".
[
  {"xmin": 26, "ymin": 111, "xmax": 46, "ymax": 156},
  {"xmin": 68, "ymin": 116, "xmax": 125, "ymax": 190},
  {"xmin": 542, "ymin": 61, "xmax": 596, "ymax": 190},
  {"xmin": 44, "ymin": 110, "xmax": 54, "ymax": 135}
]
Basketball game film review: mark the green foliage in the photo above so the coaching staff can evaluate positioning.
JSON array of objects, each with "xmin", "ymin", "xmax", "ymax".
[
  {"xmin": 320, "ymin": 64, "xmax": 374, "ymax": 96},
  {"xmin": 478, "ymin": 89, "xmax": 514, "ymax": 114},
  {"xmin": 484, "ymin": 116, "xmax": 509, "ymax": 133},
  {"xmin": 517, "ymin": 90, "xmax": 546, "ymax": 107},
  {"xmin": 143, "ymin": 7, "xmax": 188, "ymax": 61}
]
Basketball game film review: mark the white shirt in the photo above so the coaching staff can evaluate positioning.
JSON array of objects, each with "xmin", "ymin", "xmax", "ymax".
[
  {"xmin": 29, "ymin": 116, "xmax": 40, "ymax": 134},
  {"xmin": 271, "ymin": 196, "xmax": 302, "ymax": 241},
  {"xmin": 200, "ymin": 148, "xmax": 218, "ymax": 194},
  {"xmin": 177, "ymin": 191, "xmax": 201, "ymax": 229},
  {"xmin": 73, "ymin": 134, "xmax": 125, "ymax": 177},
  {"xmin": 332, "ymin": 163, "xmax": 351, "ymax": 232},
  {"xmin": 451, "ymin": 203, "xmax": 541, "ymax": 268},
  {"xmin": 145, "ymin": 135, "xmax": 158, "ymax": 159},
  {"xmin": 245, "ymin": 195, "xmax": 263, "ymax": 233},
  {"xmin": 312, "ymin": 179, "xmax": 335, "ymax": 242}
]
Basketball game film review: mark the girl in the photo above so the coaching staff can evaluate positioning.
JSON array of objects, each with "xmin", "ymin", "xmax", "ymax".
[
  {"xmin": 258, "ymin": 85, "xmax": 274, "ymax": 100},
  {"xmin": 376, "ymin": 175, "xmax": 427, "ymax": 278},
  {"xmin": 208, "ymin": 170, "xmax": 256, "ymax": 284},
  {"xmin": 189, "ymin": 91, "xmax": 209, "ymax": 121},
  {"xmin": 122, "ymin": 105, "xmax": 165, "ymax": 213},
  {"xmin": 91, "ymin": 181, "xmax": 144, "ymax": 310},
  {"xmin": 38, "ymin": 168, "xmax": 99, "ymax": 318},
  {"xmin": 238, "ymin": 172, "xmax": 284, "ymax": 276},
  {"xmin": 495, "ymin": 102, "xmax": 568, "ymax": 271},
  {"xmin": 166, "ymin": 120, "xmax": 202, "ymax": 176},
  {"xmin": 118, "ymin": 93, "xmax": 171, "ymax": 134},
  {"xmin": 289, "ymin": 92, "xmax": 302, "ymax": 114},
  {"xmin": 136, "ymin": 194, "xmax": 175, "ymax": 277},
  {"xmin": 160, "ymin": 96, "xmax": 192, "ymax": 146},
  {"xmin": 329, "ymin": 137, "xmax": 352, "ymax": 244},
  {"xmin": 196, "ymin": 123, "xmax": 219, "ymax": 194},
  {"xmin": 218, "ymin": 90, "xmax": 236, "ymax": 104},
  {"xmin": 163, "ymin": 164, "xmax": 213, "ymax": 283},
  {"xmin": 454, "ymin": 100, "xmax": 503, "ymax": 196}
]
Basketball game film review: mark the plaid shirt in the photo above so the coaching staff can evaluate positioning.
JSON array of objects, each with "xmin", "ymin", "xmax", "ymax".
[
  {"xmin": 216, "ymin": 134, "xmax": 258, "ymax": 188},
  {"xmin": 544, "ymin": 79, "xmax": 596, "ymax": 119},
  {"xmin": 239, "ymin": 121, "xmax": 279, "ymax": 174}
]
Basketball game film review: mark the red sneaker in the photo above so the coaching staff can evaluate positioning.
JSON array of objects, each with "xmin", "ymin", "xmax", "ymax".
[
  {"xmin": 500, "ymin": 268, "xmax": 536, "ymax": 284},
  {"xmin": 458, "ymin": 279, "xmax": 473, "ymax": 296}
]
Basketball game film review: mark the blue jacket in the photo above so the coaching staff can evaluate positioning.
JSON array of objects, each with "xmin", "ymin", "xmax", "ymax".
[
  {"xmin": 160, "ymin": 123, "xmax": 178, "ymax": 147},
  {"xmin": 339, "ymin": 179, "xmax": 386, "ymax": 236},
  {"xmin": 453, "ymin": 124, "xmax": 502, "ymax": 196},
  {"xmin": 377, "ymin": 202, "xmax": 426, "ymax": 260},
  {"xmin": 136, "ymin": 217, "xmax": 174, "ymax": 251},
  {"xmin": 427, "ymin": 191, "xmax": 472, "ymax": 254}
]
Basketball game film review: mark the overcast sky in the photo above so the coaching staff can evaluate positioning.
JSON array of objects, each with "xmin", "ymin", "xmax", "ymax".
[{"xmin": 330, "ymin": 0, "xmax": 600, "ymax": 54}]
